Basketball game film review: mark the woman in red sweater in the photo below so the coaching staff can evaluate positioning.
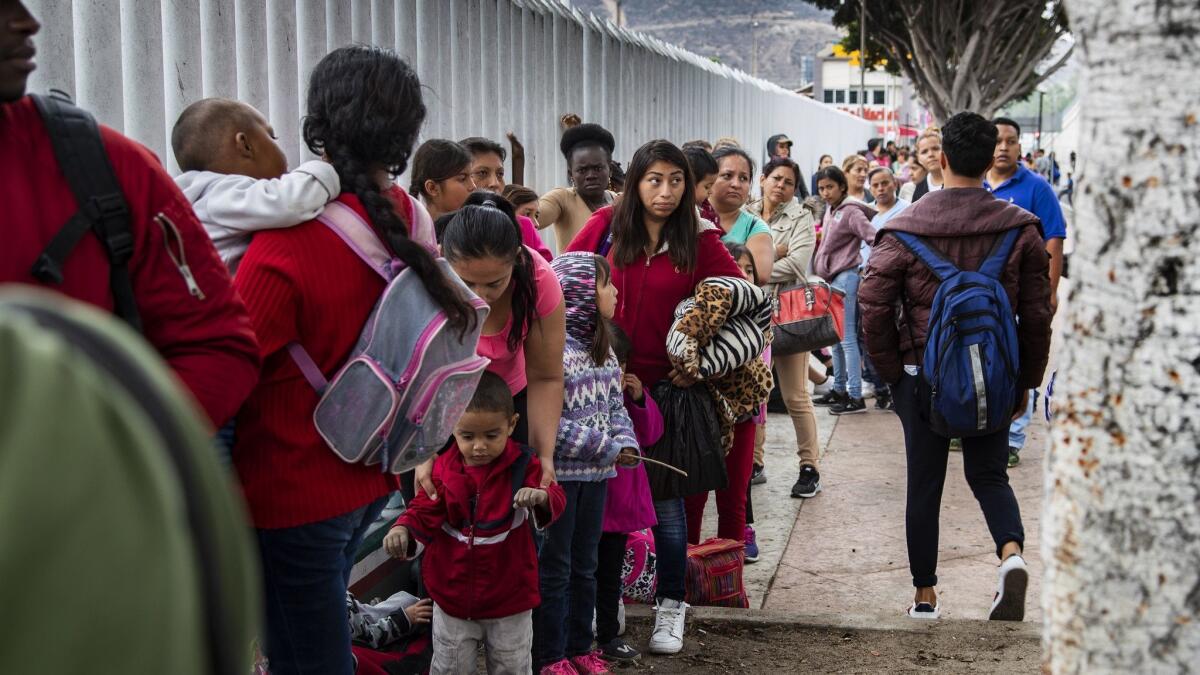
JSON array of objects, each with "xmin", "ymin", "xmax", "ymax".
[
  {"xmin": 233, "ymin": 47, "xmax": 477, "ymax": 675},
  {"xmin": 566, "ymin": 140, "xmax": 742, "ymax": 656}
]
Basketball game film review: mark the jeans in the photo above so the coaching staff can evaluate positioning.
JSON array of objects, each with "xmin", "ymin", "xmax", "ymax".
[
  {"xmin": 256, "ymin": 496, "xmax": 389, "ymax": 675},
  {"xmin": 685, "ymin": 420, "xmax": 755, "ymax": 543},
  {"xmin": 595, "ymin": 532, "xmax": 628, "ymax": 644},
  {"xmin": 537, "ymin": 480, "xmax": 607, "ymax": 665},
  {"xmin": 893, "ymin": 375, "xmax": 1024, "ymax": 588},
  {"xmin": 831, "ymin": 268, "xmax": 863, "ymax": 399},
  {"xmin": 431, "ymin": 606, "xmax": 532, "ymax": 675},
  {"xmin": 651, "ymin": 498, "xmax": 688, "ymax": 602},
  {"xmin": 1007, "ymin": 389, "xmax": 1038, "ymax": 451}
]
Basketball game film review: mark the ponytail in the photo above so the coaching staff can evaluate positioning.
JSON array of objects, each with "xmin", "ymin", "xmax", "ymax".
[{"xmin": 442, "ymin": 192, "xmax": 539, "ymax": 352}]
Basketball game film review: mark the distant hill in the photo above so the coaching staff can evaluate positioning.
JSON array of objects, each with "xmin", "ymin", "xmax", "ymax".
[{"xmin": 570, "ymin": 0, "xmax": 839, "ymax": 90}]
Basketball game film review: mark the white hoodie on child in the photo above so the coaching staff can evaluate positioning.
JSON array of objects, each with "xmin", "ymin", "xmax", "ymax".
[{"xmin": 175, "ymin": 159, "xmax": 340, "ymax": 272}]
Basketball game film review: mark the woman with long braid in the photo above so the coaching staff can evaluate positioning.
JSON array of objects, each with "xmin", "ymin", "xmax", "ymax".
[{"xmin": 232, "ymin": 46, "xmax": 475, "ymax": 675}]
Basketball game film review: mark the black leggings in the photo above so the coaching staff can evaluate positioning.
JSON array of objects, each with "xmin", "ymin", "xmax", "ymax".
[
  {"xmin": 595, "ymin": 532, "xmax": 628, "ymax": 644},
  {"xmin": 893, "ymin": 375, "xmax": 1024, "ymax": 588}
]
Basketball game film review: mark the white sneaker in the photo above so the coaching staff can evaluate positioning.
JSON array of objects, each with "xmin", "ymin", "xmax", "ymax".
[
  {"xmin": 648, "ymin": 598, "xmax": 688, "ymax": 654},
  {"xmin": 617, "ymin": 600, "xmax": 626, "ymax": 636},
  {"xmin": 907, "ymin": 601, "xmax": 941, "ymax": 619},
  {"xmin": 988, "ymin": 554, "xmax": 1028, "ymax": 621}
]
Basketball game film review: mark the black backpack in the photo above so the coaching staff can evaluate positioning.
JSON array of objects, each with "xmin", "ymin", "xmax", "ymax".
[{"xmin": 28, "ymin": 92, "xmax": 141, "ymax": 331}]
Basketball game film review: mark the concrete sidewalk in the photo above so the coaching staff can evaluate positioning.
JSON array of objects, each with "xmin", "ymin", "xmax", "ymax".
[
  {"xmin": 695, "ymin": 404, "xmax": 839, "ymax": 609},
  {"xmin": 763, "ymin": 405, "xmax": 1046, "ymax": 621}
]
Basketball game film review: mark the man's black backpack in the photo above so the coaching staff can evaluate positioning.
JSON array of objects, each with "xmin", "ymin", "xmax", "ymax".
[{"xmin": 28, "ymin": 92, "xmax": 141, "ymax": 331}]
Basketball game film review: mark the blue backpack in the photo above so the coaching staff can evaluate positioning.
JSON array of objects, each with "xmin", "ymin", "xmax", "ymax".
[{"xmin": 893, "ymin": 228, "xmax": 1022, "ymax": 437}]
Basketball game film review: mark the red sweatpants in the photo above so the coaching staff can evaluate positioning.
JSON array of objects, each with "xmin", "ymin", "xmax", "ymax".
[{"xmin": 685, "ymin": 419, "xmax": 755, "ymax": 543}]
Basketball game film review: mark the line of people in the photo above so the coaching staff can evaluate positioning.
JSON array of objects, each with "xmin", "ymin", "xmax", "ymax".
[{"xmin": 2, "ymin": 3, "xmax": 1064, "ymax": 672}]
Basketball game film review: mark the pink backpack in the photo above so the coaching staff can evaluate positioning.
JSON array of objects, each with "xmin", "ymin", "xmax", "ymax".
[
  {"xmin": 289, "ymin": 200, "xmax": 490, "ymax": 474},
  {"xmin": 621, "ymin": 530, "xmax": 658, "ymax": 604}
]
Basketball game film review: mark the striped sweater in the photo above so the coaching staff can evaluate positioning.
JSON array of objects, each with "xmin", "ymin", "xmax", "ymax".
[{"xmin": 551, "ymin": 252, "xmax": 639, "ymax": 482}]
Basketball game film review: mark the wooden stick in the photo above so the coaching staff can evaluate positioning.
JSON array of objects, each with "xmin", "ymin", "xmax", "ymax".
[{"xmin": 637, "ymin": 455, "xmax": 689, "ymax": 477}]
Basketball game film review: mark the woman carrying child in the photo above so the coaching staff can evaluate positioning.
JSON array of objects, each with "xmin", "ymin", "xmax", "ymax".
[
  {"xmin": 567, "ymin": 140, "xmax": 745, "ymax": 656},
  {"xmin": 538, "ymin": 252, "xmax": 639, "ymax": 674},
  {"xmin": 233, "ymin": 47, "xmax": 478, "ymax": 675}
]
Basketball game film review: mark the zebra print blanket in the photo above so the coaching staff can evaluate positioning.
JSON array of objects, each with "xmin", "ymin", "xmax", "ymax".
[
  {"xmin": 667, "ymin": 276, "xmax": 772, "ymax": 378},
  {"xmin": 667, "ymin": 276, "xmax": 774, "ymax": 452}
]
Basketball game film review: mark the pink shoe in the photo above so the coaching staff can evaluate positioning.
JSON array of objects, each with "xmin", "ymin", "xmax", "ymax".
[
  {"xmin": 540, "ymin": 659, "xmax": 580, "ymax": 675},
  {"xmin": 570, "ymin": 650, "xmax": 612, "ymax": 674}
]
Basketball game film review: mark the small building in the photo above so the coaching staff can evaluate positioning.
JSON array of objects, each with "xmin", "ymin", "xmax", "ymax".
[{"xmin": 812, "ymin": 44, "xmax": 928, "ymax": 143}]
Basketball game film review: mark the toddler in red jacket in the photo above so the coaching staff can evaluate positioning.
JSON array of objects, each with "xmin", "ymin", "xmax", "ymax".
[{"xmin": 384, "ymin": 372, "xmax": 565, "ymax": 674}]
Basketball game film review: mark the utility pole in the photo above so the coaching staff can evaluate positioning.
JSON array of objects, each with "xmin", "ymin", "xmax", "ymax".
[
  {"xmin": 859, "ymin": 0, "xmax": 866, "ymax": 118},
  {"xmin": 752, "ymin": 15, "xmax": 760, "ymax": 78},
  {"xmin": 1036, "ymin": 89, "xmax": 1045, "ymax": 151}
]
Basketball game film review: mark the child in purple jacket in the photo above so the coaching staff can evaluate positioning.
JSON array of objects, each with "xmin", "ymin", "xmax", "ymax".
[{"xmin": 594, "ymin": 322, "xmax": 662, "ymax": 662}]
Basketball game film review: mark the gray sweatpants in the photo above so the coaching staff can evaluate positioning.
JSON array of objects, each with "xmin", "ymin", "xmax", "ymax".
[{"xmin": 431, "ymin": 605, "xmax": 533, "ymax": 675}]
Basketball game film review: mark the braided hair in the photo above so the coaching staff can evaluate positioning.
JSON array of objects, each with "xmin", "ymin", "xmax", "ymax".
[{"xmin": 302, "ymin": 46, "xmax": 475, "ymax": 333}]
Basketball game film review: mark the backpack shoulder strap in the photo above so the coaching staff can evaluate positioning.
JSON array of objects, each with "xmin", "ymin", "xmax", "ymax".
[
  {"xmin": 29, "ymin": 93, "xmax": 141, "ymax": 331},
  {"xmin": 317, "ymin": 201, "xmax": 398, "ymax": 281},
  {"xmin": 976, "ymin": 227, "xmax": 1023, "ymax": 280},
  {"xmin": 890, "ymin": 231, "xmax": 959, "ymax": 282}
]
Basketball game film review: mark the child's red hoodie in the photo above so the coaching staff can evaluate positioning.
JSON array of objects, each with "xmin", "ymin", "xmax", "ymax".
[{"xmin": 397, "ymin": 439, "xmax": 565, "ymax": 620}]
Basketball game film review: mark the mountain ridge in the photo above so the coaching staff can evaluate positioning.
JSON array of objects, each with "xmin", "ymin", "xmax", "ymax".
[{"xmin": 571, "ymin": 0, "xmax": 840, "ymax": 90}]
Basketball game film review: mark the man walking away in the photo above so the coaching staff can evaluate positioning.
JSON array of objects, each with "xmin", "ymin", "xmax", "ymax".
[
  {"xmin": 860, "ymin": 112, "xmax": 1053, "ymax": 622},
  {"xmin": 986, "ymin": 117, "xmax": 1067, "ymax": 468}
]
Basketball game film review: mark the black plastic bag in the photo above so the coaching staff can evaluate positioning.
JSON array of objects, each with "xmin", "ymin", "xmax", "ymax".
[{"xmin": 644, "ymin": 381, "xmax": 728, "ymax": 500}]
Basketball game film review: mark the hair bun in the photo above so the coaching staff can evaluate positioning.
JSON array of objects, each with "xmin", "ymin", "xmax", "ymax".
[{"xmin": 480, "ymin": 199, "xmax": 498, "ymax": 209}]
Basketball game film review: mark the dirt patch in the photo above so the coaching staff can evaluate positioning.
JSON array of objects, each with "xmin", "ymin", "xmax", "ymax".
[{"xmin": 616, "ymin": 617, "xmax": 1042, "ymax": 673}]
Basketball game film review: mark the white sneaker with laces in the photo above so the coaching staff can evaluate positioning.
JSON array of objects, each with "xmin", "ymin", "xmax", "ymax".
[
  {"xmin": 989, "ymin": 554, "xmax": 1028, "ymax": 621},
  {"xmin": 648, "ymin": 598, "xmax": 688, "ymax": 654}
]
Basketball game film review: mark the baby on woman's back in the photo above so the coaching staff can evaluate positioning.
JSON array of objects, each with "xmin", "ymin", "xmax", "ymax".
[{"xmin": 171, "ymin": 97, "xmax": 340, "ymax": 273}]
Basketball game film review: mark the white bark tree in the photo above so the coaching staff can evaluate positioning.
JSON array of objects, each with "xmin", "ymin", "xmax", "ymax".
[{"xmin": 1044, "ymin": 0, "xmax": 1200, "ymax": 671}]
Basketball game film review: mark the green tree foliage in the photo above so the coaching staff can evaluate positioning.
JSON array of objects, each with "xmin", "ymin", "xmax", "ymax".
[{"xmin": 804, "ymin": 0, "xmax": 1072, "ymax": 121}]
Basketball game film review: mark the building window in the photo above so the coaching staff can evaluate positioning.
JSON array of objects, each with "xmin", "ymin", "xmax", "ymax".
[
  {"xmin": 873, "ymin": 89, "xmax": 886, "ymax": 105},
  {"xmin": 824, "ymin": 90, "xmax": 834, "ymax": 103},
  {"xmin": 849, "ymin": 89, "xmax": 858, "ymax": 104},
  {"xmin": 834, "ymin": 90, "xmax": 845, "ymax": 104}
]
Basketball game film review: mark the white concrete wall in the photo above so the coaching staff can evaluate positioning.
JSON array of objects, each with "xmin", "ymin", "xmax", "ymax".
[{"xmin": 26, "ymin": 0, "xmax": 873, "ymax": 188}]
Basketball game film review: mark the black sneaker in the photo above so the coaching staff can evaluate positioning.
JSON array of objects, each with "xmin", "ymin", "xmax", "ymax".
[
  {"xmin": 750, "ymin": 463, "xmax": 767, "ymax": 485},
  {"xmin": 791, "ymin": 465, "xmax": 822, "ymax": 498},
  {"xmin": 813, "ymin": 390, "xmax": 847, "ymax": 407},
  {"xmin": 830, "ymin": 398, "xmax": 867, "ymax": 415},
  {"xmin": 874, "ymin": 390, "xmax": 894, "ymax": 411},
  {"xmin": 599, "ymin": 637, "xmax": 641, "ymax": 662}
]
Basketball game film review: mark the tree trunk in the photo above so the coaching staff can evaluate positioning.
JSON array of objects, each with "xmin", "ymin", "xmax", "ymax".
[{"xmin": 1044, "ymin": 0, "xmax": 1200, "ymax": 671}]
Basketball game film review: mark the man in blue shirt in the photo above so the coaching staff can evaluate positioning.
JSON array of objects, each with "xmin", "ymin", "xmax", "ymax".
[{"xmin": 986, "ymin": 117, "xmax": 1067, "ymax": 467}]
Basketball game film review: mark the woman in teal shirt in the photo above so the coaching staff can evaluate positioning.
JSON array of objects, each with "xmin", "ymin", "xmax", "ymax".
[{"xmin": 710, "ymin": 147, "xmax": 774, "ymax": 284}]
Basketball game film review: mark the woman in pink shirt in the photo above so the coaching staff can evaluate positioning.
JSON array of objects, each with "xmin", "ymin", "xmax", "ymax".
[{"xmin": 415, "ymin": 192, "xmax": 566, "ymax": 495}]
